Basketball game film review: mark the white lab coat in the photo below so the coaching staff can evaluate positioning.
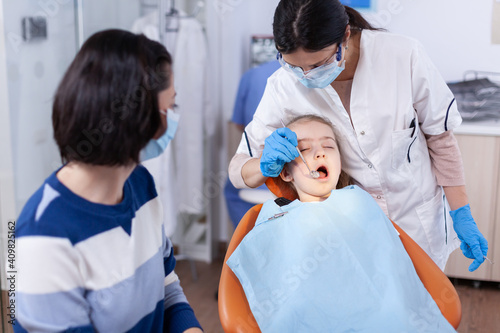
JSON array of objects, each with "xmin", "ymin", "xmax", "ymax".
[
  {"xmin": 132, "ymin": 11, "xmax": 211, "ymax": 237},
  {"xmin": 231, "ymin": 30, "xmax": 461, "ymax": 269}
]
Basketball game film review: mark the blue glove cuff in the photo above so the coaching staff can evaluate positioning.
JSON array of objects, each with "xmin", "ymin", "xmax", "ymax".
[
  {"xmin": 260, "ymin": 161, "xmax": 283, "ymax": 178},
  {"xmin": 449, "ymin": 204, "xmax": 472, "ymax": 225}
]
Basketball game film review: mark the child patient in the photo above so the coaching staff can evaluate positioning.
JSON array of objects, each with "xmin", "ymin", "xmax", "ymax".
[{"xmin": 227, "ymin": 115, "xmax": 456, "ymax": 332}]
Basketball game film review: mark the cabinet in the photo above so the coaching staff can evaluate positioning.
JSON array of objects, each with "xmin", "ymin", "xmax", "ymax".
[{"xmin": 444, "ymin": 134, "xmax": 500, "ymax": 281}]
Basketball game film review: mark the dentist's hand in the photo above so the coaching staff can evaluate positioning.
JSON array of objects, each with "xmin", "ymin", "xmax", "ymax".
[
  {"xmin": 450, "ymin": 204, "xmax": 488, "ymax": 272},
  {"xmin": 260, "ymin": 128, "xmax": 299, "ymax": 177}
]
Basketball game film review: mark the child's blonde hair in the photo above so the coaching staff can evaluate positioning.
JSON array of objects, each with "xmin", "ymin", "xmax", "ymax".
[{"xmin": 280, "ymin": 114, "xmax": 352, "ymax": 197}]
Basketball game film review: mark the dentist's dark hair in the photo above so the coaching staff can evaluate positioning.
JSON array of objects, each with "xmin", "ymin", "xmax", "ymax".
[
  {"xmin": 53, "ymin": 29, "xmax": 172, "ymax": 166},
  {"xmin": 273, "ymin": 0, "xmax": 382, "ymax": 54}
]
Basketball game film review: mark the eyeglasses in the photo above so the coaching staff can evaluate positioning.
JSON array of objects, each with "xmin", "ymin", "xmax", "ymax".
[{"xmin": 277, "ymin": 43, "xmax": 343, "ymax": 79}]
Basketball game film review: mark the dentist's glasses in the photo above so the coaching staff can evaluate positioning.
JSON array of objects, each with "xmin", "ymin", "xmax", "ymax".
[{"xmin": 277, "ymin": 43, "xmax": 343, "ymax": 79}]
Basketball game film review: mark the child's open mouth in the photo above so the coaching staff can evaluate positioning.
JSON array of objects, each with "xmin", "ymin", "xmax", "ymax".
[{"xmin": 316, "ymin": 165, "xmax": 328, "ymax": 179}]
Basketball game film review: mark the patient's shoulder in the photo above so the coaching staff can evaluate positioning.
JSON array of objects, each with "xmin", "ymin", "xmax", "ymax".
[
  {"xmin": 331, "ymin": 185, "xmax": 383, "ymax": 216},
  {"xmin": 337, "ymin": 185, "xmax": 372, "ymax": 200}
]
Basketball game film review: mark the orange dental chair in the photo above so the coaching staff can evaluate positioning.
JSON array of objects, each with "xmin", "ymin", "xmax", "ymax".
[{"xmin": 218, "ymin": 178, "xmax": 462, "ymax": 332}]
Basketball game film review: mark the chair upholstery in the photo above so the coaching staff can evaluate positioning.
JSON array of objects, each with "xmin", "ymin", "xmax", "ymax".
[
  {"xmin": 218, "ymin": 204, "xmax": 262, "ymax": 333},
  {"xmin": 218, "ymin": 178, "xmax": 462, "ymax": 332}
]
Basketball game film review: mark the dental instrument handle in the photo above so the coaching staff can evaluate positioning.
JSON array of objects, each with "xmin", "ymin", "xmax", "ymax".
[
  {"xmin": 280, "ymin": 119, "xmax": 320, "ymax": 179},
  {"xmin": 296, "ymin": 147, "xmax": 317, "ymax": 176}
]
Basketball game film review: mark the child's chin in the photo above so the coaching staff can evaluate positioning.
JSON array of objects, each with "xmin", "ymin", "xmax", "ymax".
[{"xmin": 319, "ymin": 191, "xmax": 332, "ymax": 200}]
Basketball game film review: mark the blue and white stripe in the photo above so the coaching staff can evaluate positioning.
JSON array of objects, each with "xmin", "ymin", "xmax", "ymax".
[{"xmin": 13, "ymin": 165, "xmax": 200, "ymax": 333}]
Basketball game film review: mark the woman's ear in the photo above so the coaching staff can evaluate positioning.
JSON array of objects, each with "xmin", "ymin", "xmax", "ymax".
[
  {"xmin": 344, "ymin": 25, "xmax": 351, "ymax": 44},
  {"xmin": 280, "ymin": 165, "xmax": 293, "ymax": 183}
]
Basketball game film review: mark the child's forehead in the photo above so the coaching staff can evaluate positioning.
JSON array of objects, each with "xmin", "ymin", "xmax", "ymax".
[{"xmin": 289, "ymin": 119, "xmax": 335, "ymax": 137}]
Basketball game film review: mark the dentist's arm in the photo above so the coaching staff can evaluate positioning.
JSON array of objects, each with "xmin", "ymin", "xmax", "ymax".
[
  {"xmin": 444, "ymin": 185, "xmax": 488, "ymax": 272},
  {"xmin": 241, "ymin": 157, "xmax": 268, "ymax": 188},
  {"xmin": 443, "ymin": 185, "xmax": 468, "ymax": 211},
  {"xmin": 426, "ymin": 131, "xmax": 488, "ymax": 272}
]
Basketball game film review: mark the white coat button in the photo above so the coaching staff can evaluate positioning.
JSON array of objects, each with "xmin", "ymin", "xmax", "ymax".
[
  {"xmin": 360, "ymin": 131, "xmax": 365, "ymax": 135},
  {"xmin": 368, "ymin": 164, "xmax": 373, "ymax": 168},
  {"xmin": 376, "ymin": 195, "xmax": 381, "ymax": 199}
]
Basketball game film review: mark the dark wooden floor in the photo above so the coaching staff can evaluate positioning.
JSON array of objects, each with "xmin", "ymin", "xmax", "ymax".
[
  {"xmin": 176, "ymin": 257, "xmax": 225, "ymax": 333},
  {"xmin": 176, "ymin": 257, "xmax": 500, "ymax": 333},
  {"xmin": 449, "ymin": 279, "xmax": 500, "ymax": 333}
]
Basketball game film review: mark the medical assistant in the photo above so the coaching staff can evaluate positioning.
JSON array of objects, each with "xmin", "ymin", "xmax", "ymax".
[{"xmin": 229, "ymin": 30, "xmax": 462, "ymax": 269}]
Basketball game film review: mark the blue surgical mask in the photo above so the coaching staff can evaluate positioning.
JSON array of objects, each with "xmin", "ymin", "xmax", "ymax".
[
  {"xmin": 140, "ymin": 108, "xmax": 180, "ymax": 162},
  {"xmin": 298, "ymin": 60, "xmax": 345, "ymax": 89},
  {"xmin": 277, "ymin": 43, "xmax": 345, "ymax": 89}
]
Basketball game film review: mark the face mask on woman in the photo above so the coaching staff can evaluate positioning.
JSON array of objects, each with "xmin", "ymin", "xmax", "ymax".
[
  {"xmin": 278, "ymin": 43, "xmax": 345, "ymax": 89},
  {"xmin": 140, "ymin": 108, "xmax": 180, "ymax": 162}
]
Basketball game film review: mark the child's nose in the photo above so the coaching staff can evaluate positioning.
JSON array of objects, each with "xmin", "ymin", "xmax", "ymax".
[{"xmin": 314, "ymin": 148, "xmax": 326, "ymax": 159}]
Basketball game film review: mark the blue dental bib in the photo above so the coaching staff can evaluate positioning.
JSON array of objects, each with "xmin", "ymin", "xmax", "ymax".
[{"xmin": 227, "ymin": 186, "xmax": 455, "ymax": 332}]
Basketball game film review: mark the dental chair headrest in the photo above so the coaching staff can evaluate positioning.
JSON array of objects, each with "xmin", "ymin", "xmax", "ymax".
[{"xmin": 265, "ymin": 177, "xmax": 299, "ymax": 201}]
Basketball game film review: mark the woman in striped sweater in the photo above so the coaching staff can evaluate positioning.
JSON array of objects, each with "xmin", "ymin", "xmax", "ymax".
[{"xmin": 12, "ymin": 29, "xmax": 202, "ymax": 333}]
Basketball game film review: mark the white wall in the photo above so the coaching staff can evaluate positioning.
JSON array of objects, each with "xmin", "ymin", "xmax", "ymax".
[
  {"xmin": 81, "ymin": 0, "xmax": 141, "ymax": 41},
  {"xmin": 0, "ymin": 0, "xmax": 17, "ymax": 290},
  {"xmin": 363, "ymin": 0, "xmax": 500, "ymax": 82},
  {"xmin": 3, "ymin": 0, "xmax": 76, "ymax": 215},
  {"xmin": 211, "ymin": 0, "xmax": 279, "ymax": 122}
]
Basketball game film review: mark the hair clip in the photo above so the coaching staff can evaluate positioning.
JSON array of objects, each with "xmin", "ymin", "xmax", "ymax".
[{"xmin": 267, "ymin": 211, "xmax": 288, "ymax": 221}]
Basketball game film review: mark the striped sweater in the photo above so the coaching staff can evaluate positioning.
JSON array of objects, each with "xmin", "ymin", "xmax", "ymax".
[{"xmin": 12, "ymin": 165, "xmax": 201, "ymax": 332}]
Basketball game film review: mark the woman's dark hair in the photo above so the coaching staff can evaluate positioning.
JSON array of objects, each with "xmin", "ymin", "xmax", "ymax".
[
  {"xmin": 273, "ymin": 0, "xmax": 381, "ymax": 53},
  {"xmin": 52, "ymin": 29, "xmax": 172, "ymax": 166}
]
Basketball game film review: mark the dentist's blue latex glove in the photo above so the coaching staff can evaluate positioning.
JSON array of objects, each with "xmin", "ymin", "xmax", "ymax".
[
  {"xmin": 450, "ymin": 204, "xmax": 488, "ymax": 272},
  {"xmin": 260, "ymin": 128, "xmax": 299, "ymax": 177}
]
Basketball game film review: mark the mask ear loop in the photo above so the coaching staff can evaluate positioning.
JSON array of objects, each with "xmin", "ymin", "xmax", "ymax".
[{"xmin": 335, "ymin": 42, "xmax": 343, "ymax": 61}]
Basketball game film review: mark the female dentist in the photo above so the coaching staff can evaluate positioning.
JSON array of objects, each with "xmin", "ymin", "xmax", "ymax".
[{"xmin": 229, "ymin": 0, "xmax": 488, "ymax": 271}]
